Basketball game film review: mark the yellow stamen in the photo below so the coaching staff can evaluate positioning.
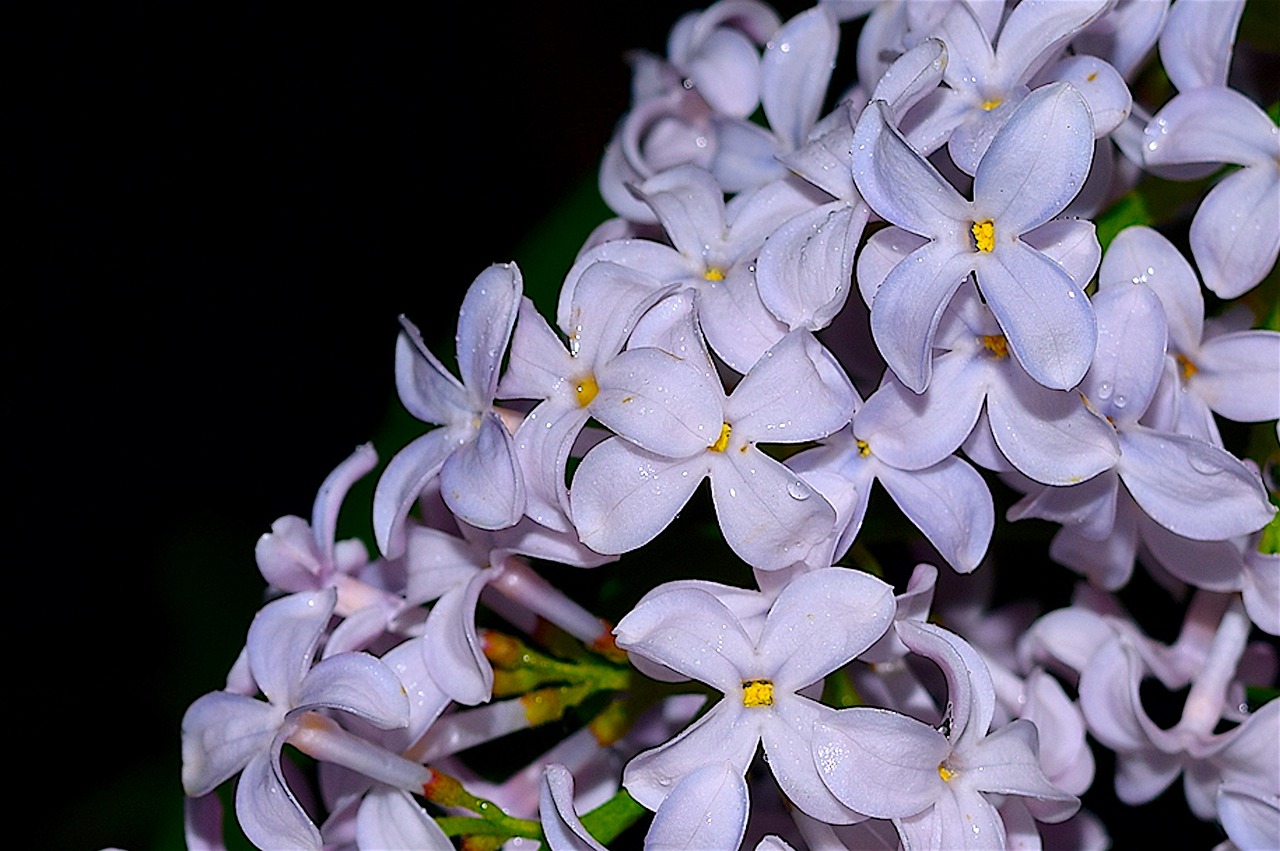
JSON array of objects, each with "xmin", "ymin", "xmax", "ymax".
[
  {"xmin": 742, "ymin": 679, "xmax": 774, "ymax": 707},
  {"xmin": 709, "ymin": 422, "xmax": 732, "ymax": 453},
  {"xmin": 704, "ymin": 266, "xmax": 726, "ymax": 281},
  {"xmin": 1176, "ymin": 353, "xmax": 1199, "ymax": 382},
  {"xmin": 972, "ymin": 219, "xmax": 995, "ymax": 253},
  {"xmin": 856, "ymin": 439, "xmax": 872, "ymax": 457},
  {"xmin": 979, "ymin": 334, "xmax": 1009, "ymax": 358},
  {"xmin": 981, "ymin": 98, "xmax": 1003, "ymax": 111},
  {"xmin": 938, "ymin": 764, "xmax": 956, "ymax": 782},
  {"xmin": 574, "ymin": 373, "xmax": 599, "ymax": 407}
]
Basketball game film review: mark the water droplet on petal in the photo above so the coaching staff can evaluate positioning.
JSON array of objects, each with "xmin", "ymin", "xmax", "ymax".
[{"xmin": 787, "ymin": 480, "xmax": 811, "ymax": 500}]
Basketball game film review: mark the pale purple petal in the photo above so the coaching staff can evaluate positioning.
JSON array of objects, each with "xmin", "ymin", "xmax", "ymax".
[
  {"xmin": 1008, "ymin": 469, "xmax": 1120, "ymax": 543},
  {"xmin": 615, "ymin": 586, "xmax": 758, "ymax": 693},
  {"xmin": 855, "ymin": 351, "xmax": 986, "ymax": 470},
  {"xmin": 898, "ymin": 620, "xmax": 995, "ymax": 750},
  {"xmin": 852, "ymin": 100, "xmax": 971, "ymax": 237},
  {"xmin": 1083, "ymin": 285, "xmax": 1167, "ymax": 424},
  {"xmin": 1143, "ymin": 87, "xmax": 1278, "ymax": 168},
  {"xmin": 711, "ymin": 446, "xmax": 838, "ymax": 571},
  {"xmin": 645, "ymin": 762, "xmax": 750, "ymax": 851},
  {"xmin": 569, "ymin": 261, "xmax": 673, "ymax": 365},
  {"xmin": 311, "ymin": 443, "xmax": 377, "ymax": 566},
  {"xmin": 730, "ymin": 330, "xmax": 856, "ymax": 442},
  {"xmin": 571, "ymin": 439, "xmax": 708, "ymax": 556},
  {"xmin": 871, "ymin": 241, "xmax": 977, "ymax": 392},
  {"xmin": 1043, "ymin": 55, "xmax": 1131, "ymax": 136},
  {"xmin": 248, "ymin": 589, "xmax": 335, "ymax": 708},
  {"xmin": 512, "ymin": 401, "xmax": 586, "ymax": 533},
  {"xmin": 1242, "ymin": 548, "xmax": 1280, "ymax": 636},
  {"xmin": 1098, "ymin": 225, "xmax": 1202, "ymax": 353},
  {"xmin": 879, "ymin": 457, "xmax": 994, "ymax": 573},
  {"xmin": 757, "ymin": 201, "xmax": 868, "ymax": 332},
  {"xmin": 593, "ymin": 347, "xmax": 724, "ymax": 457},
  {"xmin": 855, "ymin": 226, "xmax": 927, "ymax": 307},
  {"xmin": 557, "ymin": 240, "xmax": 690, "ymax": 331},
  {"xmin": 1049, "ymin": 503, "xmax": 1139, "ymax": 590},
  {"xmin": 181, "ymin": 692, "xmax": 281, "ymax": 797},
  {"xmin": 499, "ymin": 296, "xmax": 574, "ymax": 402},
  {"xmin": 636, "ymin": 165, "xmax": 730, "ymax": 262},
  {"xmin": 373, "ymin": 428, "xmax": 457, "ymax": 558},
  {"xmin": 540, "ymin": 764, "xmax": 609, "ymax": 851},
  {"xmin": 813, "ymin": 707, "xmax": 949, "ymax": 818},
  {"xmin": 764, "ymin": 697, "xmax": 863, "ymax": 823},
  {"xmin": 988, "ymin": 366, "xmax": 1119, "ymax": 485},
  {"xmin": 456, "ymin": 263, "xmax": 522, "ymax": 400},
  {"xmin": 962, "ymin": 720, "xmax": 1079, "ymax": 822},
  {"xmin": 1137, "ymin": 516, "xmax": 1246, "ymax": 592},
  {"xmin": 760, "ymin": 6, "xmax": 838, "ymax": 150},
  {"xmin": 1189, "ymin": 164, "xmax": 1280, "ymax": 299},
  {"xmin": 1023, "ymin": 218, "xmax": 1101, "ymax": 288},
  {"xmin": 976, "ymin": 239, "xmax": 1095, "ymax": 391},
  {"xmin": 439, "ymin": 413, "xmax": 524, "ymax": 530},
  {"xmin": 698, "ymin": 265, "xmax": 791, "ymax": 372},
  {"xmin": 356, "ymin": 786, "xmax": 453, "ymax": 851},
  {"xmin": 1218, "ymin": 780, "xmax": 1280, "ymax": 851},
  {"xmin": 393, "ymin": 318, "xmax": 470, "ymax": 426},
  {"xmin": 623, "ymin": 702, "xmax": 758, "ymax": 810},
  {"xmin": 1194, "ymin": 331, "xmax": 1280, "ymax": 423},
  {"xmin": 237, "ymin": 746, "xmax": 321, "ymax": 851},
  {"xmin": 255, "ymin": 515, "xmax": 323, "ymax": 592},
  {"xmin": 1117, "ymin": 426, "xmax": 1275, "ymax": 540},
  {"xmin": 296, "ymin": 652, "xmax": 408, "ymax": 729},
  {"xmin": 760, "ymin": 567, "xmax": 896, "ymax": 689},
  {"xmin": 424, "ymin": 571, "xmax": 494, "ymax": 705},
  {"xmin": 1159, "ymin": 0, "xmax": 1244, "ymax": 91},
  {"xmin": 973, "ymin": 83, "xmax": 1094, "ymax": 231}
]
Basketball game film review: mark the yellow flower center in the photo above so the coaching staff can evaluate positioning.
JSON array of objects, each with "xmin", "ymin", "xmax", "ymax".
[
  {"xmin": 574, "ymin": 373, "xmax": 599, "ymax": 407},
  {"xmin": 709, "ymin": 422, "xmax": 732, "ymax": 453},
  {"xmin": 979, "ymin": 334, "xmax": 1009, "ymax": 358},
  {"xmin": 856, "ymin": 439, "xmax": 872, "ymax": 457},
  {"xmin": 1176, "ymin": 353, "xmax": 1199, "ymax": 382},
  {"xmin": 704, "ymin": 266, "xmax": 726, "ymax": 281},
  {"xmin": 981, "ymin": 97, "xmax": 1003, "ymax": 111},
  {"xmin": 938, "ymin": 764, "xmax": 956, "ymax": 782},
  {"xmin": 972, "ymin": 219, "xmax": 995, "ymax": 253},
  {"xmin": 742, "ymin": 679, "xmax": 774, "ymax": 707}
]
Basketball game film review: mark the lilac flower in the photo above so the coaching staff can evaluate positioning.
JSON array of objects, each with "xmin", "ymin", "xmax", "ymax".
[
  {"xmin": 1143, "ymin": 87, "xmax": 1280, "ymax": 298},
  {"xmin": 570, "ymin": 308, "xmax": 855, "ymax": 571},
  {"xmin": 815, "ymin": 620, "xmax": 1079, "ymax": 848},
  {"xmin": 615, "ymin": 568, "xmax": 896, "ymax": 846},
  {"xmin": 373, "ymin": 263, "xmax": 525, "ymax": 558},
  {"xmin": 181, "ymin": 590, "xmax": 420, "ymax": 850},
  {"xmin": 852, "ymin": 81, "xmax": 1098, "ymax": 392},
  {"xmin": 1098, "ymin": 225, "xmax": 1279, "ymax": 445}
]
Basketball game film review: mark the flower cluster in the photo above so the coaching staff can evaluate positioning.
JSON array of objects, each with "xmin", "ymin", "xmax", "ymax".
[{"xmin": 182, "ymin": 1, "xmax": 1279, "ymax": 849}]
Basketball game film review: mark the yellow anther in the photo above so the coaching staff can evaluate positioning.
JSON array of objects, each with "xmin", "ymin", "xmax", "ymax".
[
  {"xmin": 1176, "ymin": 353, "xmax": 1199, "ymax": 382},
  {"xmin": 742, "ymin": 679, "xmax": 774, "ymax": 707},
  {"xmin": 979, "ymin": 334, "xmax": 1009, "ymax": 358},
  {"xmin": 709, "ymin": 422, "xmax": 732, "ymax": 453},
  {"xmin": 938, "ymin": 764, "xmax": 956, "ymax": 782},
  {"xmin": 574, "ymin": 374, "xmax": 599, "ymax": 407},
  {"xmin": 704, "ymin": 266, "xmax": 726, "ymax": 281},
  {"xmin": 972, "ymin": 219, "xmax": 996, "ymax": 253},
  {"xmin": 856, "ymin": 439, "xmax": 872, "ymax": 457},
  {"xmin": 981, "ymin": 98, "xmax": 1003, "ymax": 111}
]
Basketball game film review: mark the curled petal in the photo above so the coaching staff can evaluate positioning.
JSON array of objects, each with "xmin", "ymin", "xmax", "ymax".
[
  {"xmin": 456, "ymin": 263, "xmax": 522, "ymax": 400},
  {"xmin": 1190, "ymin": 164, "xmax": 1280, "ymax": 299},
  {"xmin": 357, "ymin": 786, "xmax": 453, "ymax": 851},
  {"xmin": 757, "ymin": 201, "xmax": 867, "ymax": 332},
  {"xmin": 237, "ymin": 746, "xmax": 321, "ymax": 851},
  {"xmin": 540, "ymin": 764, "xmax": 609, "ymax": 851},
  {"xmin": 248, "ymin": 589, "xmax": 336, "ymax": 708},
  {"xmin": 439, "ymin": 413, "xmax": 525, "ymax": 530},
  {"xmin": 424, "ymin": 571, "xmax": 495, "ymax": 705},
  {"xmin": 296, "ymin": 652, "xmax": 408, "ymax": 730},
  {"xmin": 623, "ymin": 702, "xmax": 757, "ymax": 810},
  {"xmin": 373, "ymin": 428, "xmax": 457, "ymax": 558},
  {"xmin": 879, "ymin": 457, "xmax": 994, "ymax": 574}
]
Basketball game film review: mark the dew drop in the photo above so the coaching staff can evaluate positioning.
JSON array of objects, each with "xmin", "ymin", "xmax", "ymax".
[
  {"xmin": 1097, "ymin": 381, "xmax": 1113, "ymax": 400},
  {"xmin": 1114, "ymin": 394, "xmax": 1127, "ymax": 409},
  {"xmin": 787, "ymin": 480, "xmax": 812, "ymax": 500}
]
